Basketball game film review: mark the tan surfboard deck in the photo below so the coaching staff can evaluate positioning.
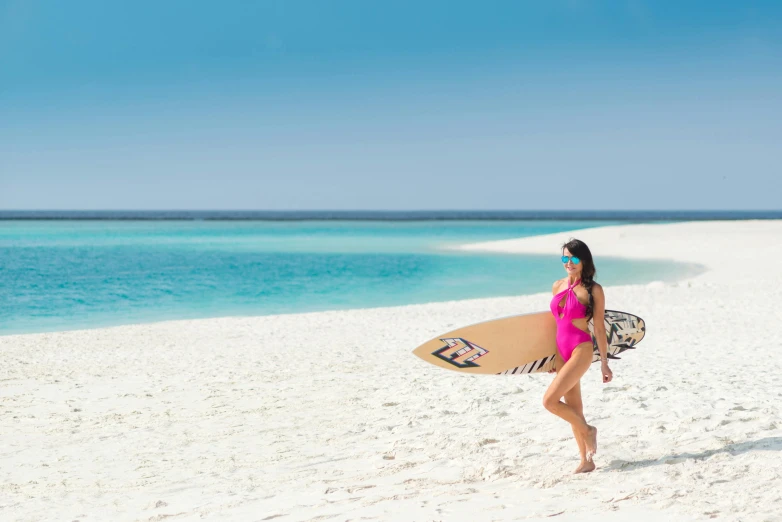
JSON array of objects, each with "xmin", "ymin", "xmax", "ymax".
[{"xmin": 412, "ymin": 310, "xmax": 645, "ymax": 375}]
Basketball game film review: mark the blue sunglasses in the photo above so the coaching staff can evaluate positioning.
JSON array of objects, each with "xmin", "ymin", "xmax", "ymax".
[{"xmin": 561, "ymin": 255, "xmax": 581, "ymax": 265}]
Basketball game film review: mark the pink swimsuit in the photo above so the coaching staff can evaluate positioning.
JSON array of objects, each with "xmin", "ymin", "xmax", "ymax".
[{"xmin": 550, "ymin": 279, "xmax": 592, "ymax": 362}]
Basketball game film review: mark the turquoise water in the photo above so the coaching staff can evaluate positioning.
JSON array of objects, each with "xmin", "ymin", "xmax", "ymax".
[{"xmin": 0, "ymin": 220, "xmax": 702, "ymax": 335}]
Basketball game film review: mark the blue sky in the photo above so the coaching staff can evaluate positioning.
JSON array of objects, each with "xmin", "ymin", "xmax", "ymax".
[{"xmin": 1, "ymin": 0, "xmax": 781, "ymax": 210}]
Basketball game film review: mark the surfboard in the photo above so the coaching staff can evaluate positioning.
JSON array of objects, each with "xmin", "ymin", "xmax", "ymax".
[{"xmin": 412, "ymin": 310, "xmax": 645, "ymax": 375}]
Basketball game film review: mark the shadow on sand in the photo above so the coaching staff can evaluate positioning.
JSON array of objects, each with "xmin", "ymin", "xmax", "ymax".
[{"xmin": 606, "ymin": 437, "xmax": 782, "ymax": 471}]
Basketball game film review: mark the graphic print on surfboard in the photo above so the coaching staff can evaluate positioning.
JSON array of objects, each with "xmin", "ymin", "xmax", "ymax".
[
  {"xmin": 412, "ymin": 309, "xmax": 645, "ymax": 375},
  {"xmin": 432, "ymin": 338, "xmax": 490, "ymax": 368}
]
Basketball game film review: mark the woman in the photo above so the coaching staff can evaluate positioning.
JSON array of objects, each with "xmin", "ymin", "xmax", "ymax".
[{"xmin": 543, "ymin": 238, "xmax": 612, "ymax": 474}]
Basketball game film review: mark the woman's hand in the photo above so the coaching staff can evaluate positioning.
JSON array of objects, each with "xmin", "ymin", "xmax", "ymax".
[{"xmin": 601, "ymin": 361, "xmax": 613, "ymax": 384}]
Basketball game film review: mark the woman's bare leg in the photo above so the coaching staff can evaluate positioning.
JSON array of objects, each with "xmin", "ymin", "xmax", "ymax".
[
  {"xmin": 563, "ymin": 382, "xmax": 586, "ymax": 457},
  {"xmin": 542, "ymin": 343, "xmax": 598, "ymax": 460},
  {"xmin": 563, "ymin": 381, "xmax": 595, "ymax": 473}
]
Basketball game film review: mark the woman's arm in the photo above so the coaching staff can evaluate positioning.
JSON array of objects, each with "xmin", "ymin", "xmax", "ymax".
[{"xmin": 591, "ymin": 284, "xmax": 613, "ymax": 383}]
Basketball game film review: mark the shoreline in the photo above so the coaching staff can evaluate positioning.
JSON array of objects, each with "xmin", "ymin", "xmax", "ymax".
[
  {"xmin": 3, "ymin": 219, "xmax": 782, "ymax": 521},
  {"xmin": 1, "ymin": 221, "xmax": 710, "ymax": 339},
  {"xmin": 0, "ymin": 265, "xmax": 699, "ymax": 340},
  {"xmin": 455, "ymin": 218, "xmax": 782, "ymax": 267}
]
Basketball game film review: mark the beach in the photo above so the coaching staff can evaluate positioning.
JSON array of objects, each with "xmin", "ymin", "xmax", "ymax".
[{"xmin": 3, "ymin": 220, "xmax": 782, "ymax": 521}]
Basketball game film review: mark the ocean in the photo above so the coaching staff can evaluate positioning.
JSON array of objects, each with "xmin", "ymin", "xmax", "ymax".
[{"xmin": 0, "ymin": 216, "xmax": 707, "ymax": 335}]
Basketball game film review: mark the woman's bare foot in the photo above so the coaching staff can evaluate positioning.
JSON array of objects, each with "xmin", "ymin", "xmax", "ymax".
[
  {"xmin": 583, "ymin": 425, "xmax": 598, "ymax": 461},
  {"xmin": 574, "ymin": 460, "xmax": 596, "ymax": 474}
]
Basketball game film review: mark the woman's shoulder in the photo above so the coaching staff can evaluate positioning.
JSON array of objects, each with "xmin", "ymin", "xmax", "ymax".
[
  {"xmin": 589, "ymin": 282, "xmax": 605, "ymax": 296},
  {"xmin": 551, "ymin": 278, "xmax": 565, "ymax": 294}
]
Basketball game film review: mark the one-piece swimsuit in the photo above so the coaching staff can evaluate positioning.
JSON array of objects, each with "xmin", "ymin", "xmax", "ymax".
[{"xmin": 550, "ymin": 278, "xmax": 592, "ymax": 362}]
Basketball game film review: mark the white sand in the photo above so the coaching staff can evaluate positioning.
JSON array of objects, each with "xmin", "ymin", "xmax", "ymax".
[{"xmin": 2, "ymin": 220, "xmax": 782, "ymax": 521}]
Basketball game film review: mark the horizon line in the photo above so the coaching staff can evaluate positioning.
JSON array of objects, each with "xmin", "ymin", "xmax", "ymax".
[{"xmin": 1, "ymin": 209, "xmax": 781, "ymax": 221}]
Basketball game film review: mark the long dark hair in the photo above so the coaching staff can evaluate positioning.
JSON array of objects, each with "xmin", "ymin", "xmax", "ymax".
[{"xmin": 562, "ymin": 238, "xmax": 597, "ymax": 320}]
